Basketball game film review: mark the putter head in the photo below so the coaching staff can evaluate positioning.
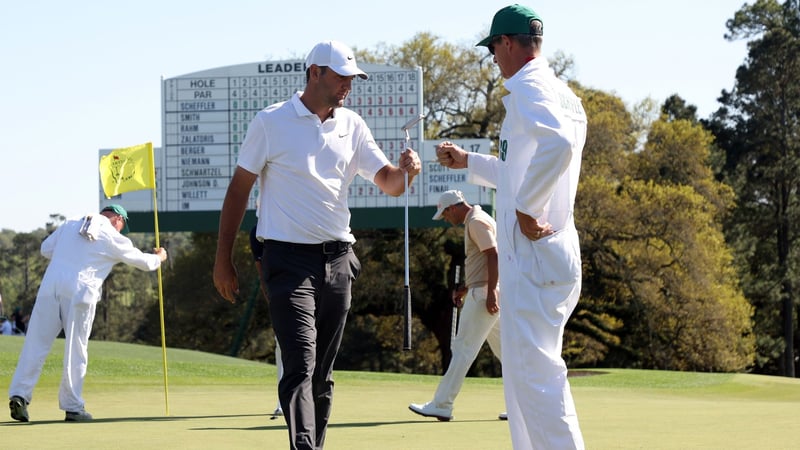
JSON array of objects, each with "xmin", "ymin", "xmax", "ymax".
[
  {"xmin": 401, "ymin": 114, "xmax": 424, "ymax": 132},
  {"xmin": 401, "ymin": 114, "xmax": 424, "ymax": 143}
]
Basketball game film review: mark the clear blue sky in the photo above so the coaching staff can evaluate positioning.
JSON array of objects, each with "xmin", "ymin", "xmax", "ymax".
[{"xmin": 0, "ymin": 0, "xmax": 749, "ymax": 232}]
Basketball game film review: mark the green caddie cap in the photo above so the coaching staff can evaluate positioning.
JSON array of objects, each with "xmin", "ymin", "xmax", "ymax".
[
  {"xmin": 477, "ymin": 4, "xmax": 543, "ymax": 47},
  {"xmin": 102, "ymin": 204, "xmax": 130, "ymax": 234}
]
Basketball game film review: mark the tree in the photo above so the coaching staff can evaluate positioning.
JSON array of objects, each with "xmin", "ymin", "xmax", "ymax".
[
  {"xmin": 662, "ymin": 94, "xmax": 699, "ymax": 123},
  {"xmin": 339, "ymin": 227, "xmax": 499, "ymax": 376},
  {"xmin": 0, "ymin": 230, "xmax": 49, "ymax": 319},
  {"xmin": 575, "ymin": 85, "xmax": 753, "ymax": 371},
  {"xmin": 627, "ymin": 116, "xmax": 753, "ymax": 371},
  {"xmin": 137, "ymin": 231, "xmax": 270, "ymax": 358},
  {"xmin": 708, "ymin": 0, "xmax": 800, "ymax": 376}
]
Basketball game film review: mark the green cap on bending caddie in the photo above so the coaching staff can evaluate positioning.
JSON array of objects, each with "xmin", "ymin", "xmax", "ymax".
[
  {"xmin": 102, "ymin": 204, "xmax": 130, "ymax": 234},
  {"xmin": 476, "ymin": 4, "xmax": 543, "ymax": 47}
]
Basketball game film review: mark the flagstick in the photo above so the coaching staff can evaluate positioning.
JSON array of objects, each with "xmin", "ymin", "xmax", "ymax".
[
  {"xmin": 148, "ymin": 144, "xmax": 170, "ymax": 416},
  {"xmin": 99, "ymin": 142, "xmax": 169, "ymax": 415}
]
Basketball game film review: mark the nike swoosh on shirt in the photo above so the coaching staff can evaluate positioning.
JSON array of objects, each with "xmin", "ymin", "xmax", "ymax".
[{"xmin": 339, "ymin": 133, "xmax": 349, "ymax": 138}]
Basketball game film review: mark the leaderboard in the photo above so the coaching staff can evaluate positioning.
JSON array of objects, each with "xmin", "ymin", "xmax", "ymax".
[{"xmin": 161, "ymin": 60, "xmax": 425, "ymax": 212}]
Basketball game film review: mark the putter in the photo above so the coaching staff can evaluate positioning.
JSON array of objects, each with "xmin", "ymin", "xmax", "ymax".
[{"xmin": 401, "ymin": 114, "xmax": 424, "ymax": 350}]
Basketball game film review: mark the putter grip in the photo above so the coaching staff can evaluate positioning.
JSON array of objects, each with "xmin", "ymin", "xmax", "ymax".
[{"xmin": 403, "ymin": 286, "xmax": 412, "ymax": 350}]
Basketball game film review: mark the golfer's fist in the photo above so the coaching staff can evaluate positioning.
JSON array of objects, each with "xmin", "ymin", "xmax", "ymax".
[
  {"xmin": 436, "ymin": 141, "xmax": 468, "ymax": 169},
  {"xmin": 399, "ymin": 148, "xmax": 421, "ymax": 176}
]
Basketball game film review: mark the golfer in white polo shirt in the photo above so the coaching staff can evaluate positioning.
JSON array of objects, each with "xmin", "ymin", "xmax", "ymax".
[{"xmin": 214, "ymin": 40, "xmax": 422, "ymax": 450}]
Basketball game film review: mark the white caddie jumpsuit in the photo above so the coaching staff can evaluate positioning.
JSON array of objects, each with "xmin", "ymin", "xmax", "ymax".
[
  {"xmin": 8, "ymin": 214, "xmax": 162, "ymax": 412},
  {"xmin": 468, "ymin": 56, "xmax": 587, "ymax": 450}
]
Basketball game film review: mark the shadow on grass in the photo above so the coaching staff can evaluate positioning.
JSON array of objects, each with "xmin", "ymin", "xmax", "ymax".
[
  {"xmin": 194, "ymin": 418, "xmax": 506, "ymax": 432},
  {"xmin": 2, "ymin": 414, "xmax": 502, "ymax": 431},
  {"xmin": 1, "ymin": 413, "xmax": 268, "ymax": 426}
]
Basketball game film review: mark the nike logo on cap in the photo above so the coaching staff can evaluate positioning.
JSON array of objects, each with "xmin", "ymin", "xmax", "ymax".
[{"xmin": 347, "ymin": 56, "xmax": 353, "ymax": 60}]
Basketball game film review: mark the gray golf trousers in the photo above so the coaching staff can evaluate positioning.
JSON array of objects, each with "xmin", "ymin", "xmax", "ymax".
[{"xmin": 262, "ymin": 239, "xmax": 360, "ymax": 450}]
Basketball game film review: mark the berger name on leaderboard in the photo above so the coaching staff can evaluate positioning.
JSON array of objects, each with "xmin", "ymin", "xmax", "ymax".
[{"xmin": 180, "ymin": 146, "xmax": 205, "ymax": 155}]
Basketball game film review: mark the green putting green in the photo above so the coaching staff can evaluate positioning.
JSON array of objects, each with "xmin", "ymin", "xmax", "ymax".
[{"xmin": 1, "ymin": 338, "xmax": 798, "ymax": 449}]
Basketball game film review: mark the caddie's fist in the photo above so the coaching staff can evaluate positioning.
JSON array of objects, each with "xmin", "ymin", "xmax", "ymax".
[
  {"xmin": 154, "ymin": 247, "xmax": 168, "ymax": 262},
  {"xmin": 436, "ymin": 141, "xmax": 468, "ymax": 169}
]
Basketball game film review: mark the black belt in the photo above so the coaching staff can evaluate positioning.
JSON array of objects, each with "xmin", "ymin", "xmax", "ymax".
[{"xmin": 265, "ymin": 240, "xmax": 351, "ymax": 255}]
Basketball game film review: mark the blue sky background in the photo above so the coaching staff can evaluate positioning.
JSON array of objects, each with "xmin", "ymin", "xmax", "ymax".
[{"xmin": 0, "ymin": 0, "xmax": 750, "ymax": 232}]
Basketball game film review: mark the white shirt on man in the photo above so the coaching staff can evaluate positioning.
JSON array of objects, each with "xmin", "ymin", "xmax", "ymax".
[{"xmin": 237, "ymin": 92, "xmax": 390, "ymax": 244}]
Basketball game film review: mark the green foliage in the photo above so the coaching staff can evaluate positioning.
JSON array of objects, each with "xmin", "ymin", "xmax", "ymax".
[
  {"xmin": 709, "ymin": 0, "xmax": 800, "ymax": 376},
  {"xmin": 338, "ymin": 314, "xmax": 441, "ymax": 374},
  {"xmin": 340, "ymin": 227, "xmax": 500, "ymax": 375},
  {"xmin": 661, "ymin": 94, "xmax": 699, "ymax": 123},
  {"xmin": 138, "ymin": 231, "xmax": 270, "ymax": 361},
  {"xmin": 634, "ymin": 119, "xmax": 736, "ymax": 220},
  {"xmin": 576, "ymin": 106, "xmax": 754, "ymax": 372},
  {"xmin": 0, "ymin": 228, "xmax": 48, "ymax": 318},
  {"xmin": 574, "ymin": 85, "xmax": 636, "ymax": 181}
]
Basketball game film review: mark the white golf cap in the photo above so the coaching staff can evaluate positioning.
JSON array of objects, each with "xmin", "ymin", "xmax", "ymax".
[
  {"xmin": 432, "ymin": 190, "xmax": 466, "ymax": 220},
  {"xmin": 305, "ymin": 40, "xmax": 368, "ymax": 80}
]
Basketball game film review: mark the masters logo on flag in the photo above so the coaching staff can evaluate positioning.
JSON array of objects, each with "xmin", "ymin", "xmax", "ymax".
[{"xmin": 99, "ymin": 142, "xmax": 156, "ymax": 198}]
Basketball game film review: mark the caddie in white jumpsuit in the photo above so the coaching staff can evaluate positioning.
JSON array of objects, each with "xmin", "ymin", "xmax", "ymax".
[
  {"xmin": 8, "ymin": 205, "xmax": 167, "ymax": 422},
  {"xmin": 436, "ymin": 5, "xmax": 587, "ymax": 449},
  {"xmin": 409, "ymin": 190, "xmax": 503, "ymax": 421}
]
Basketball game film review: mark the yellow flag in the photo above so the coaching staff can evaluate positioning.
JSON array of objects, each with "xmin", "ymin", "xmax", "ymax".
[{"xmin": 99, "ymin": 142, "xmax": 155, "ymax": 198}]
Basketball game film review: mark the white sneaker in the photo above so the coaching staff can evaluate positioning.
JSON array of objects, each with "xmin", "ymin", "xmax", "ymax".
[
  {"xmin": 498, "ymin": 412, "xmax": 508, "ymax": 420},
  {"xmin": 408, "ymin": 402, "xmax": 453, "ymax": 421}
]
